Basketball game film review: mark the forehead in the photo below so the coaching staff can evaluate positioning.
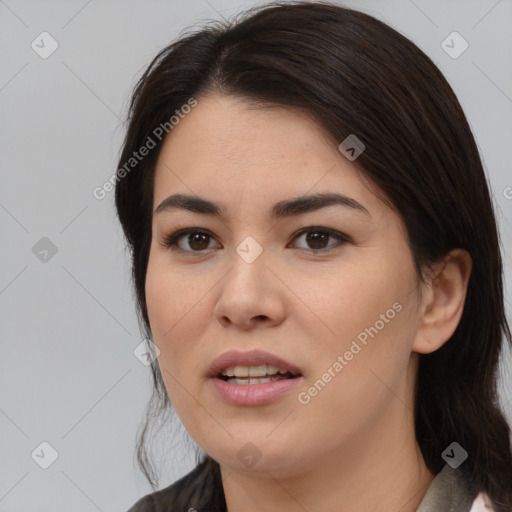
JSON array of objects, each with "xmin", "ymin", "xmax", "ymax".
[{"xmin": 152, "ymin": 94, "xmax": 382, "ymax": 218}]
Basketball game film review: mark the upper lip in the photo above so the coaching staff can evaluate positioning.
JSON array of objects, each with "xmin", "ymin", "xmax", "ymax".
[{"xmin": 207, "ymin": 349, "xmax": 303, "ymax": 378}]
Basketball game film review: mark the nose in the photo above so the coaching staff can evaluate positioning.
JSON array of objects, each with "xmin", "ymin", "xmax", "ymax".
[{"xmin": 213, "ymin": 247, "xmax": 286, "ymax": 331}]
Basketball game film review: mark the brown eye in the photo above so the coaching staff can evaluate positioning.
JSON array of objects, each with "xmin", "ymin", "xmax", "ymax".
[
  {"xmin": 161, "ymin": 229, "xmax": 220, "ymax": 253},
  {"xmin": 182, "ymin": 232, "xmax": 211, "ymax": 251},
  {"xmin": 161, "ymin": 226, "xmax": 350, "ymax": 255},
  {"xmin": 302, "ymin": 231, "xmax": 330, "ymax": 250},
  {"xmin": 291, "ymin": 227, "xmax": 350, "ymax": 252}
]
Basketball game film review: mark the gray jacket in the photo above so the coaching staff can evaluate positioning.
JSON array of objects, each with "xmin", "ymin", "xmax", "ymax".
[{"xmin": 417, "ymin": 464, "xmax": 490, "ymax": 512}]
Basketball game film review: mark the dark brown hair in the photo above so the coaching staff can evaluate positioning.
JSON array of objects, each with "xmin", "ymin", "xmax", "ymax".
[{"xmin": 115, "ymin": 1, "xmax": 512, "ymax": 510}]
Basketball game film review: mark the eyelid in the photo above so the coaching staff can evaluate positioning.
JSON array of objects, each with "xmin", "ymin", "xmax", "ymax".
[
  {"xmin": 160, "ymin": 226, "xmax": 351, "ymax": 254},
  {"xmin": 159, "ymin": 227, "xmax": 220, "ymax": 254},
  {"xmin": 291, "ymin": 226, "xmax": 352, "ymax": 246}
]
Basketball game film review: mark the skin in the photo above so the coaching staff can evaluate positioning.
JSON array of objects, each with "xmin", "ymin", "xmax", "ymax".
[{"xmin": 145, "ymin": 93, "xmax": 472, "ymax": 512}]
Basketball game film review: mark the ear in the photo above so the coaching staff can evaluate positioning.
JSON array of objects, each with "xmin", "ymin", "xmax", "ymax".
[{"xmin": 412, "ymin": 249, "xmax": 472, "ymax": 354}]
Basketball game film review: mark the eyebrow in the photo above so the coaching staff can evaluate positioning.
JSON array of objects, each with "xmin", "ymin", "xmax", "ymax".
[{"xmin": 154, "ymin": 192, "xmax": 371, "ymax": 219}]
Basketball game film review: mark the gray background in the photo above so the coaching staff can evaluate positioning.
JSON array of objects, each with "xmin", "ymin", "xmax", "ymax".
[{"xmin": 1, "ymin": 0, "xmax": 511, "ymax": 510}]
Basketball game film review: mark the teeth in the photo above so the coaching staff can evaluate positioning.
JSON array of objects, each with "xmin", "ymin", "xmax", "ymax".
[
  {"xmin": 248, "ymin": 365, "xmax": 267, "ymax": 377},
  {"xmin": 234, "ymin": 366, "xmax": 249, "ymax": 377},
  {"xmin": 226, "ymin": 374, "xmax": 286, "ymax": 385},
  {"xmin": 220, "ymin": 365, "xmax": 290, "ymax": 377}
]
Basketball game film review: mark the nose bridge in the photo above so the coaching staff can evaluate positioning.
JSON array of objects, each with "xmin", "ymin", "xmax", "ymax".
[
  {"xmin": 214, "ymin": 235, "xmax": 285, "ymax": 328},
  {"xmin": 235, "ymin": 234, "xmax": 265, "ymax": 266},
  {"xmin": 225, "ymin": 234, "xmax": 268, "ymax": 292}
]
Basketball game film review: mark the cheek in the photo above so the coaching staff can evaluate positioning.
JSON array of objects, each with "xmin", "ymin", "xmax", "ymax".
[
  {"xmin": 145, "ymin": 250, "xmax": 203, "ymax": 337},
  {"xmin": 297, "ymin": 259, "xmax": 405, "ymax": 347},
  {"xmin": 337, "ymin": 266, "xmax": 417, "ymax": 369},
  {"xmin": 145, "ymin": 265, "xmax": 194, "ymax": 408},
  {"xmin": 296, "ymin": 304, "xmax": 415, "ymax": 438},
  {"xmin": 297, "ymin": 255, "xmax": 417, "ymax": 397},
  {"xmin": 145, "ymin": 253, "xmax": 202, "ymax": 371}
]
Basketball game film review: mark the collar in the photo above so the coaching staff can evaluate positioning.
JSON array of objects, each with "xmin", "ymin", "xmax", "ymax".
[{"xmin": 416, "ymin": 464, "xmax": 477, "ymax": 512}]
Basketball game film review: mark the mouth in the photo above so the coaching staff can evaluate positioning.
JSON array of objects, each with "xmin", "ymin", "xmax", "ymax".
[
  {"xmin": 208, "ymin": 349, "xmax": 303, "ymax": 385},
  {"xmin": 208, "ymin": 349, "xmax": 304, "ymax": 406},
  {"xmin": 217, "ymin": 364, "xmax": 301, "ymax": 385}
]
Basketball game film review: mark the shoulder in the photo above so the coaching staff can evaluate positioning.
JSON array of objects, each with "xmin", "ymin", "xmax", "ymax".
[
  {"xmin": 125, "ymin": 457, "xmax": 223, "ymax": 512},
  {"xmin": 469, "ymin": 492, "xmax": 495, "ymax": 512},
  {"xmin": 126, "ymin": 493, "xmax": 155, "ymax": 512}
]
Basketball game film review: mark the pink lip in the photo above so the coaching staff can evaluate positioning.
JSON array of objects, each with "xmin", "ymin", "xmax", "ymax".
[
  {"xmin": 207, "ymin": 349, "xmax": 303, "ymax": 378},
  {"xmin": 207, "ymin": 349, "xmax": 304, "ymax": 407},
  {"xmin": 210, "ymin": 375, "xmax": 304, "ymax": 406}
]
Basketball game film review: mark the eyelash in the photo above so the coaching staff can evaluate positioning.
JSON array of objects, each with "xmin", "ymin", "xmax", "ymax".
[{"xmin": 160, "ymin": 226, "xmax": 351, "ymax": 256}]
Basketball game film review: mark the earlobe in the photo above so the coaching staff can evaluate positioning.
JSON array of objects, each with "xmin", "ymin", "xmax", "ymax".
[{"xmin": 412, "ymin": 249, "xmax": 472, "ymax": 355}]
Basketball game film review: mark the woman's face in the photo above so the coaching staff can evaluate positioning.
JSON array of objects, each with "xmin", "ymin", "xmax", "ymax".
[{"xmin": 146, "ymin": 93, "xmax": 425, "ymax": 477}]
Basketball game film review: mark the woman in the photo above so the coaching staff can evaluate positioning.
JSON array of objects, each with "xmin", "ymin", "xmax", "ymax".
[{"xmin": 115, "ymin": 1, "xmax": 512, "ymax": 510}]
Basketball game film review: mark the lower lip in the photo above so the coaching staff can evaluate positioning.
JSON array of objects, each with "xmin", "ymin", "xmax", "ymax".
[{"xmin": 210, "ymin": 376, "xmax": 304, "ymax": 406}]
